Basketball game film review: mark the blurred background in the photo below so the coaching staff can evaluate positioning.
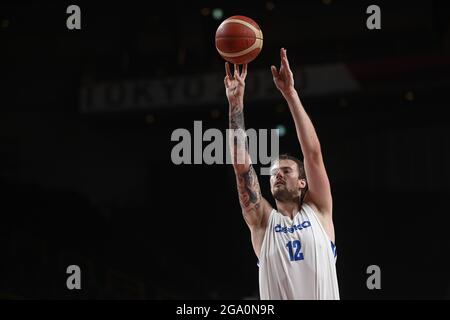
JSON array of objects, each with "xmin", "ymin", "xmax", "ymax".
[{"xmin": 1, "ymin": 0, "xmax": 450, "ymax": 299}]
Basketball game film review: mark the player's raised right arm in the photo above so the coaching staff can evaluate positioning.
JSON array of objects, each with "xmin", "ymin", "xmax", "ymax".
[{"xmin": 224, "ymin": 62, "xmax": 271, "ymax": 228}]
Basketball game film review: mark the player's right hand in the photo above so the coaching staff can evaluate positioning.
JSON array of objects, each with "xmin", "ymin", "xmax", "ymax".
[{"xmin": 224, "ymin": 62, "xmax": 248, "ymax": 107}]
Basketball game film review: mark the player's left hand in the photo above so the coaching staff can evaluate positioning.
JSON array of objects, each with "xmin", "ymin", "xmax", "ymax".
[{"xmin": 271, "ymin": 48, "xmax": 296, "ymax": 96}]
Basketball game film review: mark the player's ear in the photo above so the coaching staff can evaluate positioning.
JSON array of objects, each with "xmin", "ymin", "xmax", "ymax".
[{"xmin": 298, "ymin": 179, "xmax": 306, "ymax": 190}]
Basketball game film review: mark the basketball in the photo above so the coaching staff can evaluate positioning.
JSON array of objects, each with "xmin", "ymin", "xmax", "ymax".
[{"xmin": 215, "ymin": 15, "xmax": 263, "ymax": 65}]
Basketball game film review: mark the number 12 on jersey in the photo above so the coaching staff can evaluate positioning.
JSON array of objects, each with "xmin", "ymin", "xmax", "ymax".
[{"xmin": 286, "ymin": 240, "xmax": 304, "ymax": 261}]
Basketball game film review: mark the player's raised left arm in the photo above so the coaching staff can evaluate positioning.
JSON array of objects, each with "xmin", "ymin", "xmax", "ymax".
[{"xmin": 271, "ymin": 48, "xmax": 332, "ymax": 216}]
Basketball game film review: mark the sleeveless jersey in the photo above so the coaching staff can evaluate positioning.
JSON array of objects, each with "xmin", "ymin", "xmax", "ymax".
[{"xmin": 258, "ymin": 202, "xmax": 340, "ymax": 300}]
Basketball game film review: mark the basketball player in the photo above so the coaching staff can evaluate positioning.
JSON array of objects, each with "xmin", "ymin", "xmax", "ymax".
[{"xmin": 224, "ymin": 48, "xmax": 339, "ymax": 300}]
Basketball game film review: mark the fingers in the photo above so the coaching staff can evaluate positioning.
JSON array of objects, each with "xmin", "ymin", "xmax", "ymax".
[
  {"xmin": 271, "ymin": 65, "xmax": 279, "ymax": 79},
  {"xmin": 225, "ymin": 62, "xmax": 232, "ymax": 79},
  {"xmin": 233, "ymin": 63, "xmax": 246, "ymax": 85},
  {"xmin": 280, "ymin": 47, "xmax": 287, "ymax": 59},
  {"xmin": 281, "ymin": 48, "xmax": 290, "ymax": 70},
  {"xmin": 234, "ymin": 64, "xmax": 239, "ymax": 77},
  {"xmin": 282, "ymin": 57, "xmax": 290, "ymax": 70},
  {"xmin": 225, "ymin": 62, "xmax": 248, "ymax": 85},
  {"xmin": 241, "ymin": 64, "xmax": 248, "ymax": 79}
]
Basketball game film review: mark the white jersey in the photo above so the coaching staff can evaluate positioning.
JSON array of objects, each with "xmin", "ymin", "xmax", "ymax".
[{"xmin": 258, "ymin": 202, "xmax": 340, "ymax": 300}]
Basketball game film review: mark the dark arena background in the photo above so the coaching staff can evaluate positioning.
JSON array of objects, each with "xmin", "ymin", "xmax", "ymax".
[{"xmin": 1, "ymin": 0, "xmax": 450, "ymax": 301}]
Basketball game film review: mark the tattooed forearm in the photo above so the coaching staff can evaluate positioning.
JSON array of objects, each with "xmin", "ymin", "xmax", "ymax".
[
  {"xmin": 229, "ymin": 106, "xmax": 249, "ymax": 165},
  {"xmin": 237, "ymin": 165, "xmax": 261, "ymax": 210},
  {"xmin": 229, "ymin": 107, "xmax": 245, "ymax": 130},
  {"xmin": 229, "ymin": 106, "xmax": 264, "ymax": 223},
  {"xmin": 242, "ymin": 166, "xmax": 260, "ymax": 205}
]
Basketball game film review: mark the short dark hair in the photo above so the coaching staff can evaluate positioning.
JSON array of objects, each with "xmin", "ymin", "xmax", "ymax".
[{"xmin": 278, "ymin": 154, "xmax": 306, "ymax": 179}]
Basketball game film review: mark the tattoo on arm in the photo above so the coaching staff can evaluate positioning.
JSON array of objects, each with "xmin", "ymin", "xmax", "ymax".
[
  {"xmin": 229, "ymin": 107, "xmax": 245, "ymax": 130},
  {"xmin": 229, "ymin": 106, "xmax": 249, "ymax": 164},
  {"xmin": 237, "ymin": 165, "xmax": 261, "ymax": 211},
  {"xmin": 229, "ymin": 106, "xmax": 264, "ymax": 222}
]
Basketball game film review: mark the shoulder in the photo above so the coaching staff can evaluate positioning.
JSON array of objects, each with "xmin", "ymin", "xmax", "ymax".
[
  {"xmin": 304, "ymin": 200, "xmax": 336, "ymax": 243},
  {"xmin": 303, "ymin": 200, "xmax": 332, "ymax": 218}
]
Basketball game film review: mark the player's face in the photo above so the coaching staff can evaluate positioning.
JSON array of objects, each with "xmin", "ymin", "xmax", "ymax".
[{"xmin": 270, "ymin": 160, "xmax": 303, "ymax": 201}]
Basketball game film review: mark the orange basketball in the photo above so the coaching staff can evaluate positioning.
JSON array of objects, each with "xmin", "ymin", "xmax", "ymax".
[{"xmin": 215, "ymin": 15, "xmax": 263, "ymax": 65}]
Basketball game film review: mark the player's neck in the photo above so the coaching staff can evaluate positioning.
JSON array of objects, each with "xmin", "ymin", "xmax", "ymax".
[{"xmin": 275, "ymin": 199, "xmax": 300, "ymax": 219}]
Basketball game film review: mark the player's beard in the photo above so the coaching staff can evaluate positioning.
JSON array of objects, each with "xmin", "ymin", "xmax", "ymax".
[{"xmin": 273, "ymin": 185, "xmax": 300, "ymax": 202}]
